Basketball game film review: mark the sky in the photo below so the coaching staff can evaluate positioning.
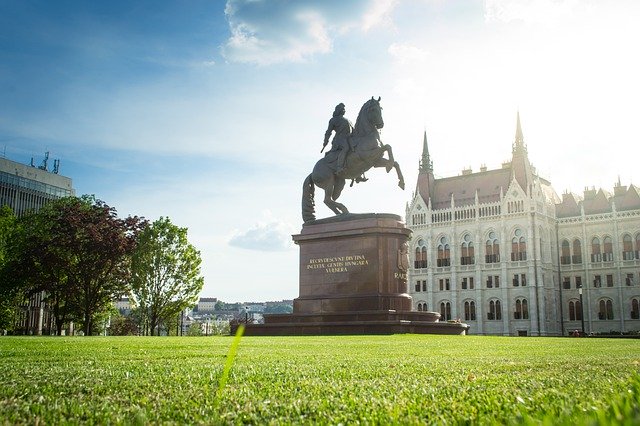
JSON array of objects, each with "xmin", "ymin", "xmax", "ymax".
[{"xmin": 1, "ymin": 0, "xmax": 639, "ymax": 302}]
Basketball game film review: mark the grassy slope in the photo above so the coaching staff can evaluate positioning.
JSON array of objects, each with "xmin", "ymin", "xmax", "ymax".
[{"xmin": 0, "ymin": 335, "xmax": 639, "ymax": 424}]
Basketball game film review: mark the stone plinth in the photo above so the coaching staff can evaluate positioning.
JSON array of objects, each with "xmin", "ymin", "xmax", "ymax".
[
  {"xmin": 293, "ymin": 213, "xmax": 412, "ymax": 314},
  {"xmin": 241, "ymin": 213, "xmax": 469, "ymax": 336}
]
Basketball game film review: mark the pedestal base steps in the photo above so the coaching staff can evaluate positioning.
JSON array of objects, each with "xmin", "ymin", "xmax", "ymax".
[{"xmin": 241, "ymin": 213, "xmax": 469, "ymax": 336}]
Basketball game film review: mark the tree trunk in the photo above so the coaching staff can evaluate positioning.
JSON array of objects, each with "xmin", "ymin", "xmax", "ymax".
[{"xmin": 84, "ymin": 312, "xmax": 91, "ymax": 336}]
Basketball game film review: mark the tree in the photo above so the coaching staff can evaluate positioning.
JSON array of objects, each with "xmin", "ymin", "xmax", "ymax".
[
  {"xmin": 0, "ymin": 206, "xmax": 19, "ymax": 333},
  {"xmin": 108, "ymin": 311, "xmax": 139, "ymax": 336},
  {"xmin": 130, "ymin": 217, "xmax": 204, "ymax": 336},
  {"xmin": 2, "ymin": 196, "xmax": 145, "ymax": 335}
]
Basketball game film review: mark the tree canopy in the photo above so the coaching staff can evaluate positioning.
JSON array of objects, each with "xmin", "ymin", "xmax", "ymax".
[
  {"xmin": 1, "ymin": 196, "xmax": 145, "ymax": 335},
  {"xmin": 130, "ymin": 217, "xmax": 204, "ymax": 336}
]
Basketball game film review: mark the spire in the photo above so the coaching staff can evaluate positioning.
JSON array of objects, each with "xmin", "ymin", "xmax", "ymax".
[
  {"xmin": 416, "ymin": 131, "xmax": 435, "ymax": 207},
  {"xmin": 510, "ymin": 111, "xmax": 533, "ymax": 193},
  {"xmin": 512, "ymin": 111, "xmax": 526, "ymax": 154},
  {"xmin": 419, "ymin": 130, "xmax": 433, "ymax": 173}
]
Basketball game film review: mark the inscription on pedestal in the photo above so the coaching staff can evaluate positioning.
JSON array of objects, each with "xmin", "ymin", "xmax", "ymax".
[{"xmin": 306, "ymin": 255, "xmax": 369, "ymax": 274}]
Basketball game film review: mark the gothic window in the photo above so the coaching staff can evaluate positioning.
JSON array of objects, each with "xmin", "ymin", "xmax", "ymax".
[
  {"xmin": 513, "ymin": 274, "xmax": 526, "ymax": 287},
  {"xmin": 464, "ymin": 300, "xmax": 476, "ymax": 321},
  {"xmin": 572, "ymin": 239, "xmax": 582, "ymax": 264},
  {"xmin": 437, "ymin": 236, "xmax": 451, "ymax": 267},
  {"xmin": 485, "ymin": 231, "xmax": 500, "ymax": 263},
  {"xmin": 561, "ymin": 240, "xmax": 571, "ymax": 265},
  {"xmin": 606, "ymin": 274, "xmax": 614, "ymax": 287},
  {"xmin": 414, "ymin": 239, "xmax": 428, "ymax": 269},
  {"xmin": 514, "ymin": 298, "xmax": 529, "ymax": 320},
  {"xmin": 569, "ymin": 299, "xmax": 582, "ymax": 321},
  {"xmin": 439, "ymin": 278, "xmax": 450, "ymax": 291},
  {"xmin": 593, "ymin": 274, "xmax": 602, "ymax": 288},
  {"xmin": 632, "ymin": 298, "xmax": 639, "ymax": 320},
  {"xmin": 488, "ymin": 300, "xmax": 502, "ymax": 320},
  {"xmin": 603, "ymin": 237, "xmax": 613, "ymax": 261},
  {"xmin": 636, "ymin": 233, "xmax": 640, "ymax": 259},
  {"xmin": 591, "ymin": 237, "xmax": 602, "ymax": 262},
  {"xmin": 626, "ymin": 274, "xmax": 634, "ymax": 286},
  {"xmin": 440, "ymin": 301, "xmax": 451, "ymax": 321},
  {"xmin": 417, "ymin": 302, "xmax": 428, "ymax": 312},
  {"xmin": 511, "ymin": 229, "xmax": 527, "ymax": 261},
  {"xmin": 460, "ymin": 234, "xmax": 475, "ymax": 265},
  {"xmin": 622, "ymin": 234, "xmax": 634, "ymax": 260},
  {"xmin": 598, "ymin": 299, "xmax": 614, "ymax": 320}
]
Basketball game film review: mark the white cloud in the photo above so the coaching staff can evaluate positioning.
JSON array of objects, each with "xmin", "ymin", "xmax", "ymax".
[
  {"xmin": 221, "ymin": 0, "xmax": 398, "ymax": 65},
  {"xmin": 484, "ymin": 0, "xmax": 579, "ymax": 24},
  {"xmin": 388, "ymin": 42, "xmax": 428, "ymax": 65},
  {"xmin": 228, "ymin": 220, "xmax": 296, "ymax": 251},
  {"xmin": 361, "ymin": 0, "xmax": 397, "ymax": 31}
]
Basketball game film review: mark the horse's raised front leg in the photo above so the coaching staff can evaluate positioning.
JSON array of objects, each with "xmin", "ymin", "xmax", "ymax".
[
  {"xmin": 373, "ymin": 157, "xmax": 405, "ymax": 190},
  {"xmin": 382, "ymin": 144, "xmax": 394, "ymax": 172},
  {"xmin": 393, "ymin": 161, "xmax": 405, "ymax": 190}
]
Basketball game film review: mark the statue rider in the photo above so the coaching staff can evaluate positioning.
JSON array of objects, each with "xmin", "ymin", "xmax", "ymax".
[{"xmin": 322, "ymin": 103, "xmax": 352, "ymax": 176}]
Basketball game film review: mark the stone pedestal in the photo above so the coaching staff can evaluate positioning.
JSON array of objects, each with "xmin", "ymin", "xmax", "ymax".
[{"xmin": 242, "ymin": 214, "xmax": 469, "ymax": 336}]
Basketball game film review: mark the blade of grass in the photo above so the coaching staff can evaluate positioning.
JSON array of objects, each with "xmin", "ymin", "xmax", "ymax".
[{"xmin": 215, "ymin": 324, "xmax": 244, "ymax": 403}]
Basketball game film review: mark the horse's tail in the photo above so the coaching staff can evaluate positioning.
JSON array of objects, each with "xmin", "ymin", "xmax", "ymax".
[{"xmin": 301, "ymin": 173, "xmax": 315, "ymax": 223}]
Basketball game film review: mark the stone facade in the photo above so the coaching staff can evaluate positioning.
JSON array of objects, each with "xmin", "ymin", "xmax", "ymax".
[{"xmin": 406, "ymin": 114, "xmax": 640, "ymax": 336}]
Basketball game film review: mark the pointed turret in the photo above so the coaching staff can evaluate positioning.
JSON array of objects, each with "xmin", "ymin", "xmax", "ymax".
[
  {"xmin": 510, "ymin": 112, "xmax": 533, "ymax": 194},
  {"xmin": 419, "ymin": 130, "xmax": 433, "ymax": 173},
  {"xmin": 513, "ymin": 111, "xmax": 525, "ymax": 153},
  {"xmin": 416, "ymin": 130, "xmax": 435, "ymax": 206}
]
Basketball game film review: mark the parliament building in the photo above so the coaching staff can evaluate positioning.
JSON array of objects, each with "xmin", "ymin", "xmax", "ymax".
[{"xmin": 406, "ymin": 115, "xmax": 640, "ymax": 336}]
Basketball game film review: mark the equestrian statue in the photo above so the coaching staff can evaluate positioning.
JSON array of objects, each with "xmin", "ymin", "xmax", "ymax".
[{"xmin": 302, "ymin": 97, "xmax": 405, "ymax": 223}]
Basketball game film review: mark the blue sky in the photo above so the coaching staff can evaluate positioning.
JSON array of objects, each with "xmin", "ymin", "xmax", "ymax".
[{"xmin": 2, "ymin": 0, "xmax": 640, "ymax": 302}]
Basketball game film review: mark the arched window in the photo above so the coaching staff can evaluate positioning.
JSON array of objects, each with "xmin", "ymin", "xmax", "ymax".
[
  {"xmin": 635, "ymin": 233, "xmax": 640, "ymax": 259},
  {"xmin": 568, "ymin": 299, "xmax": 583, "ymax": 321},
  {"xmin": 598, "ymin": 299, "xmax": 614, "ymax": 320},
  {"xmin": 572, "ymin": 239, "xmax": 582, "ymax": 264},
  {"xmin": 485, "ymin": 231, "xmax": 500, "ymax": 263},
  {"xmin": 461, "ymin": 234, "xmax": 475, "ymax": 265},
  {"xmin": 488, "ymin": 299, "xmax": 502, "ymax": 320},
  {"xmin": 440, "ymin": 301, "xmax": 451, "ymax": 321},
  {"xmin": 591, "ymin": 237, "xmax": 602, "ymax": 262},
  {"xmin": 464, "ymin": 300, "xmax": 476, "ymax": 321},
  {"xmin": 414, "ymin": 239, "xmax": 428, "ymax": 269},
  {"xmin": 514, "ymin": 298, "xmax": 529, "ymax": 320},
  {"xmin": 623, "ymin": 234, "xmax": 634, "ymax": 261},
  {"xmin": 603, "ymin": 237, "xmax": 613, "ymax": 261},
  {"xmin": 561, "ymin": 240, "xmax": 571, "ymax": 265},
  {"xmin": 630, "ymin": 298, "xmax": 639, "ymax": 320},
  {"xmin": 437, "ymin": 236, "xmax": 451, "ymax": 267},
  {"xmin": 511, "ymin": 229, "xmax": 527, "ymax": 261},
  {"xmin": 417, "ymin": 302, "xmax": 428, "ymax": 312}
]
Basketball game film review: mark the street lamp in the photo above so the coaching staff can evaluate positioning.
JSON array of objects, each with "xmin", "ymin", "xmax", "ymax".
[
  {"xmin": 578, "ymin": 286, "xmax": 585, "ymax": 336},
  {"xmin": 244, "ymin": 306, "xmax": 249, "ymax": 323}
]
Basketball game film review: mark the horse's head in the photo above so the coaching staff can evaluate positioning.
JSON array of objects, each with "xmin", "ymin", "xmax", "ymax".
[
  {"xmin": 366, "ymin": 96, "xmax": 384, "ymax": 130},
  {"xmin": 353, "ymin": 96, "xmax": 384, "ymax": 137}
]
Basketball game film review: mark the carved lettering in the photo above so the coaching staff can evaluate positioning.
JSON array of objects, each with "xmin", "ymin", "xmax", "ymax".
[{"xmin": 305, "ymin": 254, "xmax": 369, "ymax": 274}]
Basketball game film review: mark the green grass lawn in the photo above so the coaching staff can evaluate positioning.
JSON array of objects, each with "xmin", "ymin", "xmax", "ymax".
[{"xmin": 1, "ymin": 335, "xmax": 639, "ymax": 424}]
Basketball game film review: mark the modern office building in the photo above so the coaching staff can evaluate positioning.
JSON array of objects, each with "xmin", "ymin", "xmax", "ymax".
[
  {"xmin": 406, "ymin": 115, "xmax": 640, "ymax": 336},
  {"xmin": 1, "ymin": 153, "xmax": 75, "ymax": 334},
  {"xmin": 0, "ymin": 153, "xmax": 74, "ymax": 217}
]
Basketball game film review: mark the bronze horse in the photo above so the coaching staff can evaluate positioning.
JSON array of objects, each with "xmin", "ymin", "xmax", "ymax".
[{"xmin": 302, "ymin": 97, "xmax": 404, "ymax": 222}]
